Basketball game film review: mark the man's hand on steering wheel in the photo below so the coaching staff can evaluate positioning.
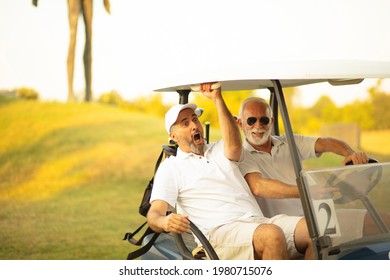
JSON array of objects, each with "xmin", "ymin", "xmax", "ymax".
[{"xmin": 343, "ymin": 151, "xmax": 369, "ymax": 165}]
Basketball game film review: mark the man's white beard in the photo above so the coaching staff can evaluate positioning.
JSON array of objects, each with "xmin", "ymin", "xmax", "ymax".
[
  {"xmin": 247, "ymin": 128, "xmax": 271, "ymax": 146},
  {"xmin": 190, "ymin": 141, "xmax": 206, "ymax": 155}
]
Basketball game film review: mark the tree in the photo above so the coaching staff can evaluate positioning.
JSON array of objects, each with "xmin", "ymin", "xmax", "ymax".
[
  {"xmin": 368, "ymin": 79, "xmax": 390, "ymax": 129},
  {"xmin": 311, "ymin": 95, "xmax": 338, "ymax": 120},
  {"xmin": 32, "ymin": 0, "xmax": 111, "ymax": 102}
]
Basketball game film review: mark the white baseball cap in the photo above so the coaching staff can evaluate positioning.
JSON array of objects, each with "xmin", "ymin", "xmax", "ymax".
[{"xmin": 165, "ymin": 103, "xmax": 198, "ymax": 134}]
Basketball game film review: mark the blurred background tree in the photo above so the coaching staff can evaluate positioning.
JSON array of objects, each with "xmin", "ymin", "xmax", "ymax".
[
  {"xmin": 94, "ymin": 79, "xmax": 390, "ymax": 134},
  {"xmin": 98, "ymin": 90, "xmax": 124, "ymax": 106},
  {"xmin": 368, "ymin": 79, "xmax": 390, "ymax": 130},
  {"xmin": 16, "ymin": 87, "xmax": 40, "ymax": 100}
]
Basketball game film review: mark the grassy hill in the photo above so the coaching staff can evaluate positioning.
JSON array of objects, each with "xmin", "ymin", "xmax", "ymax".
[{"xmin": 0, "ymin": 100, "xmax": 168, "ymax": 259}]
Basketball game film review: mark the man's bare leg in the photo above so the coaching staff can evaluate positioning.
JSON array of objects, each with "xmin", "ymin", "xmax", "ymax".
[
  {"xmin": 253, "ymin": 224, "xmax": 289, "ymax": 260},
  {"xmin": 294, "ymin": 218, "xmax": 315, "ymax": 260}
]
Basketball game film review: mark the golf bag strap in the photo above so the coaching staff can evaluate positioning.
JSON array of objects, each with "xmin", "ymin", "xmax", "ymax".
[
  {"xmin": 123, "ymin": 222, "xmax": 155, "ymax": 246},
  {"xmin": 126, "ymin": 232, "xmax": 161, "ymax": 260},
  {"xmin": 154, "ymin": 149, "xmax": 164, "ymax": 174}
]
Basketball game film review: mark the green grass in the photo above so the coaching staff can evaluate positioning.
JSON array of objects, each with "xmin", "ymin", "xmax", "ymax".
[{"xmin": 0, "ymin": 100, "xmax": 167, "ymax": 259}]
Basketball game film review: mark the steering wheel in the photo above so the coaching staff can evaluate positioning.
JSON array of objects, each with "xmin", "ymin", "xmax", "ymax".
[
  {"xmin": 332, "ymin": 158, "xmax": 382, "ymax": 204},
  {"xmin": 345, "ymin": 157, "xmax": 379, "ymax": 166},
  {"xmin": 173, "ymin": 220, "xmax": 219, "ymax": 260}
]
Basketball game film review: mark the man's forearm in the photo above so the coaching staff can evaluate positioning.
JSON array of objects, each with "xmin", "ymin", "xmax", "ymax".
[
  {"xmin": 214, "ymin": 94, "xmax": 242, "ymax": 161},
  {"xmin": 316, "ymin": 137, "xmax": 354, "ymax": 157},
  {"xmin": 147, "ymin": 210, "xmax": 166, "ymax": 233}
]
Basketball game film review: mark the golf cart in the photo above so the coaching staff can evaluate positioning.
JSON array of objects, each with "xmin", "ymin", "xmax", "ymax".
[{"xmin": 129, "ymin": 60, "xmax": 390, "ymax": 260}]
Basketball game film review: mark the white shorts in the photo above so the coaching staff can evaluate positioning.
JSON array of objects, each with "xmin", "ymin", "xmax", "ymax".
[{"xmin": 208, "ymin": 214, "xmax": 303, "ymax": 260}]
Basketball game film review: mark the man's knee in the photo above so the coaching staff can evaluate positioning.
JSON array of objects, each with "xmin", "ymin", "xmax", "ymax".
[
  {"xmin": 255, "ymin": 224, "xmax": 286, "ymax": 242},
  {"xmin": 294, "ymin": 218, "xmax": 314, "ymax": 257},
  {"xmin": 295, "ymin": 218, "xmax": 310, "ymax": 240},
  {"xmin": 253, "ymin": 224, "xmax": 288, "ymax": 259}
]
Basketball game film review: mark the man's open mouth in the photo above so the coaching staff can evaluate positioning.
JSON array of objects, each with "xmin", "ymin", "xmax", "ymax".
[{"xmin": 193, "ymin": 132, "xmax": 202, "ymax": 144}]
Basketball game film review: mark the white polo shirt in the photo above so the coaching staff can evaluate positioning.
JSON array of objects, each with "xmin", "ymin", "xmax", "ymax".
[
  {"xmin": 239, "ymin": 135, "xmax": 319, "ymax": 217},
  {"xmin": 151, "ymin": 140, "xmax": 263, "ymax": 237}
]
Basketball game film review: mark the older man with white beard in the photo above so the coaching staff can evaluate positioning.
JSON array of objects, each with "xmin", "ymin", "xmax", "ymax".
[
  {"xmin": 237, "ymin": 96, "xmax": 369, "ymax": 217},
  {"xmin": 236, "ymin": 97, "xmax": 390, "ymax": 243}
]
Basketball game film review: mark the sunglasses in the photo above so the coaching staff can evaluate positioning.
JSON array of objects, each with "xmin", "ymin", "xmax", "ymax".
[{"xmin": 246, "ymin": 116, "xmax": 270, "ymax": 126}]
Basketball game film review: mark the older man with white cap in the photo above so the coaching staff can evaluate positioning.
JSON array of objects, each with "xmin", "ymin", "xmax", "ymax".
[{"xmin": 147, "ymin": 82, "xmax": 314, "ymax": 260}]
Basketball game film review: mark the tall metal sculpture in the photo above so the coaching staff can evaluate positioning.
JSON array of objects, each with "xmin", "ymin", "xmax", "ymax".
[{"xmin": 33, "ymin": 0, "xmax": 111, "ymax": 102}]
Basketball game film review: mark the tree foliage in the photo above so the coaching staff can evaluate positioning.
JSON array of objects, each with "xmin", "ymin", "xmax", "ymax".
[
  {"xmin": 98, "ymin": 90, "xmax": 124, "ymax": 106},
  {"xmin": 128, "ymin": 93, "xmax": 169, "ymax": 117},
  {"xmin": 368, "ymin": 80, "xmax": 390, "ymax": 130},
  {"xmin": 285, "ymin": 80, "xmax": 389, "ymax": 133},
  {"xmin": 98, "ymin": 90, "xmax": 169, "ymax": 118},
  {"xmin": 16, "ymin": 87, "xmax": 40, "ymax": 100},
  {"xmin": 98, "ymin": 79, "xmax": 390, "ymax": 132}
]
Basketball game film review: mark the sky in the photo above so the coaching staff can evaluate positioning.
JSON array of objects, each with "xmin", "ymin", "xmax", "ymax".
[{"xmin": 1, "ymin": 0, "xmax": 390, "ymax": 107}]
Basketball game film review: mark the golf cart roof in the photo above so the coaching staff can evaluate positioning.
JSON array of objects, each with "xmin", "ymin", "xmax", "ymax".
[{"xmin": 153, "ymin": 60, "xmax": 390, "ymax": 92}]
